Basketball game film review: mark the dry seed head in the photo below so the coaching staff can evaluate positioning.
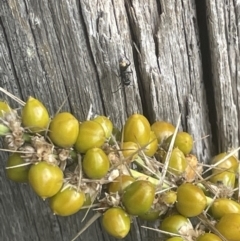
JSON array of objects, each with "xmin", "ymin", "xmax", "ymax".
[
  {"xmin": 179, "ymin": 226, "xmax": 204, "ymax": 241},
  {"xmin": 206, "ymin": 182, "xmax": 234, "ymax": 198},
  {"xmin": 0, "ymin": 110, "xmax": 19, "ymax": 126},
  {"xmin": 4, "ymin": 132, "xmax": 24, "ymax": 150},
  {"xmin": 64, "ymin": 169, "xmax": 82, "ymax": 187},
  {"xmin": 2, "ymin": 111, "xmax": 23, "ymax": 135},
  {"xmin": 29, "ymin": 136, "xmax": 57, "ymax": 164},
  {"xmin": 103, "ymin": 144, "xmax": 121, "ymax": 165},
  {"xmin": 184, "ymin": 154, "xmax": 203, "ymax": 182},
  {"xmin": 57, "ymin": 149, "xmax": 71, "ymax": 162},
  {"xmin": 151, "ymin": 197, "xmax": 169, "ymax": 215},
  {"xmin": 57, "ymin": 149, "xmax": 72, "ymax": 170},
  {"xmin": 100, "ymin": 192, "xmax": 121, "ymax": 207},
  {"xmin": 1, "ymin": 110, "xmax": 25, "ymax": 150},
  {"xmin": 19, "ymin": 145, "xmax": 35, "ymax": 162},
  {"xmin": 107, "ymin": 151, "xmax": 120, "ymax": 165},
  {"xmin": 81, "ymin": 182, "xmax": 103, "ymax": 203},
  {"xmin": 107, "ymin": 169, "xmax": 120, "ymax": 182},
  {"xmin": 215, "ymin": 183, "xmax": 234, "ymax": 198}
]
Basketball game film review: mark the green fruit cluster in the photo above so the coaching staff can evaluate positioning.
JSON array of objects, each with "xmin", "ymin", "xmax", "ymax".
[{"xmin": 1, "ymin": 96, "xmax": 240, "ymax": 241}]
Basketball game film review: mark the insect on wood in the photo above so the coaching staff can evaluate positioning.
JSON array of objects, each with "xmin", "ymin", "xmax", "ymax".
[{"xmin": 112, "ymin": 56, "xmax": 133, "ymax": 93}]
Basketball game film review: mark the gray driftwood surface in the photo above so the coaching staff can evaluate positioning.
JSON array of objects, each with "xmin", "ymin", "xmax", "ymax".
[{"xmin": 0, "ymin": 0, "xmax": 239, "ymax": 241}]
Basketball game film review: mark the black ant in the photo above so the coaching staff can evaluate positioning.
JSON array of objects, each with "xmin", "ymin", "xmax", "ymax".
[{"xmin": 112, "ymin": 57, "xmax": 133, "ymax": 93}]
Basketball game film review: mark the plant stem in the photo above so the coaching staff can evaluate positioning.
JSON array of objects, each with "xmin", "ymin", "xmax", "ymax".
[{"xmin": 129, "ymin": 168, "xmax": 169, "ymax": 189}]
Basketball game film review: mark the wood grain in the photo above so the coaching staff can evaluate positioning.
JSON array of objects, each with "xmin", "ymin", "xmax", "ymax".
[
  {"xmin": 0, "ymin": 0, "xmax": 237, "ymax": 241},
  {"xmin": 206, "ymin": 0, "xmax": 239, "ymax": 151}
]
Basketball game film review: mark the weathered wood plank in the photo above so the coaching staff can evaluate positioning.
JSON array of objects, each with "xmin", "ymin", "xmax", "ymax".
[
  {"xmin": 206, "ymin": 0, "xmax": 239, "ymax": 151},
  {"xmin": 0, "ymin": 0, "xmax": 228, "ymax": 241},
  {"xmin": 79, "ymin": 0, "xmax": 143, "ymax": 127},
  {"xmin": 126, "ymin": 0, "xmax": 213, "ymax": 161},
  {"xmin": 0, "ymin": 1, "xmax": 159, "ymax": 240}
]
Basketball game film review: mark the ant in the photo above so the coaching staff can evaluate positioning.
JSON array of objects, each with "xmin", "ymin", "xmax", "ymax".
[{"xmin": 112, "ymin": 56, "xmax": 133, "ymax": 93}]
